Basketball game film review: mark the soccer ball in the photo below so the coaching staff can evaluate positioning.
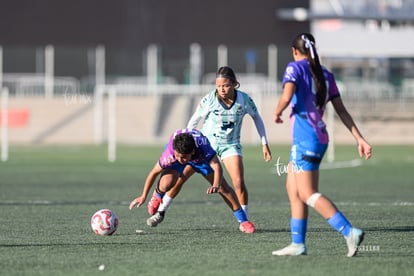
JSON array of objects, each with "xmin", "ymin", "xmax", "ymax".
[{"xmin": 91, "ymin": 209, "xmax": 118, "ymax": 236}]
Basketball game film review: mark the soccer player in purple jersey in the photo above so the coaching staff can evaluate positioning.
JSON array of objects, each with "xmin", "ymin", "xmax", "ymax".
[
  {"xmin": 148, "ymin": 66, "xmax": 272, "ymax": 224},
  {"xmin": 272, "ymin": 33, "xmax": 372, "ymax": 257},
  {"xmin": 129, "ymin": 128, "xmax": 256, "ymax": 233}
]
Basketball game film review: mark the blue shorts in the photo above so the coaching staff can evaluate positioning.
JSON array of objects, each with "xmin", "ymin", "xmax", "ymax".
[
  {"xmin": 290, "ymin": 142, "xmax": 328, "ymax": 171},
  {"xmin": 188, "ymin": 161, "xmax": 214, "ymax": 176},
  {"xmin": 166, "ymin": 161, "xmax": 213, "ymax": 177}
]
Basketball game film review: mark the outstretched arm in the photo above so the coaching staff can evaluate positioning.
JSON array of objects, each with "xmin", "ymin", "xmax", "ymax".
[
  {"xmin": 331, "ymin": 97, "xmax": 372, "ymax": 160},
  {"xmin": 206, "ymin": 155, "xmax": 223, "ymax": 194},
  {"xmin": 129, "ymin": 162, "xmax": 163, "ymax": 209}
]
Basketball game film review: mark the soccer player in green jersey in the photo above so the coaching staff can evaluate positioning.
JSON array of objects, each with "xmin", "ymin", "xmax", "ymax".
[{"xmin": 147, "ymin": 66, "xmax": 272, "ymax": 230}]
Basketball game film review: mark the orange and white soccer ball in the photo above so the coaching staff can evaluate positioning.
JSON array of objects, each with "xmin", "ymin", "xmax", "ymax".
[{"xmin": 91, "ymin": 209, "xmax": 118, "ymax": 236}]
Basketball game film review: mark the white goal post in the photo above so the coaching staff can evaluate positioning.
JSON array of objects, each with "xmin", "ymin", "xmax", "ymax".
[
  {"xmin": 94, "ymin": 83, "xmax": 266, "ymax": 162},
  {"xmin": 93, "ymin": 83, "xmax": 337, "ymax": 163},
  {"xmin": 94, "ymin": 85, "xmax": 117, "ymax": 162},
  {"xmin": 1, "ymin": 87, "xmax": 9, "ymax": 162}
]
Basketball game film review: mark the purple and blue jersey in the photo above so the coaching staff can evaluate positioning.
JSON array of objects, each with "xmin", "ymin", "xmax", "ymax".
[
  {"xmin": 282, "ymin": 59, "xmax": 340, "ymax": 170},
  {"xmin": 158, "ymin": 128, "xmax": 216, "ymax": 176},
  {"xmin": 282, "ymin": 59, "xmax": 340, "ymax": 145}
]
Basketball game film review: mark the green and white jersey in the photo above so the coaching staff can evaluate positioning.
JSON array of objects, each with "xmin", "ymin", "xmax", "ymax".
[{"xmin": 187, "ymin": 89, "xmax": 268, "ymax": 147}]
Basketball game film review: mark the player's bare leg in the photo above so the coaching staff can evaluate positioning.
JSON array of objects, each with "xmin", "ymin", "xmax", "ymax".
[
  {"xmin": 273, "ymin": 163, "xmax": 364, "ymax": 256},
  {"xmin": 273, "ymin": 164, "xmax": 307, "ymax": 255},
  {"xmin": 147, "ymin": 169, "xmax": 180, "ymax": 216},
  {"xmin": 152, "ymin": 166, "xmax": 196, "ymax": 215},
  {"xmin": 167, "ymin": 165, "xmax": 195, "ymax": 198},
  {"xmin": 204, "ymin": 173, "xmax": 255, "ymax": 233},
  {"xmin": 222, "ymin": 155, "xmax": 249, "ymax": 215},
  {"xmin": 295, "ymin": 169, "xmax": 336, "ymax": 219}
]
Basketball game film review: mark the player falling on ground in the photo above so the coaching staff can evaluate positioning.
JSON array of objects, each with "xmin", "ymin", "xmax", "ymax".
[
  {"xmin": 272, "ymin": 33, "xmax": 372, "ymax": 257},
  {"xmin": 146, "ymin": 66, "xmax": 272, "ymax": 226},
  {"xmin": 129, "ymin": 128, "xmax": 256, "ymax": 233}
]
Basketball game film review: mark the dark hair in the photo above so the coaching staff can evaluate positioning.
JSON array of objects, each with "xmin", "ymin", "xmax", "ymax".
[
  {"xmin": 216, "ymin": 66, "xmax": 240, "ymax": 89},
  {"xmin": 173, "ymin": 133, "xmax": 196, "ymax": 154},
  {"xmin": 292, "ymin": 33, "xmax": 327, "ymax": 109}
]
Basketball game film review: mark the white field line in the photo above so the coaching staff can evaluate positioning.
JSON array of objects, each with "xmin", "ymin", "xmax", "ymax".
[{"xmin": 320, "ymin": 159, "xmax": 363, "ymax": 170}]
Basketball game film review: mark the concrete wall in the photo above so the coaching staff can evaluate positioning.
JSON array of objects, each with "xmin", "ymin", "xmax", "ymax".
[{"xmin": 3, "ymin": 95, "xmax": 414, "ymax": 145}]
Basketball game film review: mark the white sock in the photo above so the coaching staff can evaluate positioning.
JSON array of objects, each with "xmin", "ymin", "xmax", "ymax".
[
  {"xmin": 158, "ymin": 194, "xmax": 174, "ymax": 212},
  {"xmin": 241, "ymin": 205, "xmax": 249, "ymax": 218}
]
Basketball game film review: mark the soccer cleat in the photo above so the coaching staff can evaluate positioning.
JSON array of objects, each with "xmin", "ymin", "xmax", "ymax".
[
  {"xmin": 147, "ymin": 191, "xmax": 162, "ymax": 215},
  {"xmin": 272, "ymin": 243, "xmax": 307, "ymax": 256},
  {"xmin": 346, "ymin": 227, "xmax": 365, "ymax": 257},
  {"xmin": 146, "ymin": 212, "xmax": 164, "ymax": 227},
  {"xmin": 239, "ymin": 221, "xmax": 256, "ymax": 234}
]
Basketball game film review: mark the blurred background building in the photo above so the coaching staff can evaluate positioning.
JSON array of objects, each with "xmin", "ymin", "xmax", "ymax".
[
  {"xmin": 0, "ymin": 0, "xmax": 413, "ymax": 149},
  {"xmin": 0, "ymin": 0, "xmax": 307, "ymax": 87}
]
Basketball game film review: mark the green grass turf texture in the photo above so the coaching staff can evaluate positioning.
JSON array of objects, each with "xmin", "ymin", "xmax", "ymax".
[{"xmin": 0, "ymin": 144, "xmax": 413, "ymax": 276}]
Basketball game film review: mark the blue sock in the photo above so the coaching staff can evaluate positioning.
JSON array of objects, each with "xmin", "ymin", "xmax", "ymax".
[
  {"xmin": 327, "ymin": 211, "xmax": 352, "ymax": 237},
  {"xmin": 233, "ymin": 208, "xmax": 248, "ymax": 223},
  {"xmin": 291, "ymin": 218, "xmax": 307, "ymax": 244}
]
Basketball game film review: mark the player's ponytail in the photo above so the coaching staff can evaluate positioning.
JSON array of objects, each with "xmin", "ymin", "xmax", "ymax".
[{"xmin": 292, "ymin": 33, "xmax": 327, "ymax": 109}]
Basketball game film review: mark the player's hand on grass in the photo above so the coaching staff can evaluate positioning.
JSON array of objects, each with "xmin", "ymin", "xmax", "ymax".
[{"xmin": 129, "ymin": 196, "xmax": 145, "ymax": 210}]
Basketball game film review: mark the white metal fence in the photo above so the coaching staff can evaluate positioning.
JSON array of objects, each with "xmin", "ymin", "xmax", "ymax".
[{"xmin": 3, "ymin": 73, "xmax": 80, "ymax": 97}]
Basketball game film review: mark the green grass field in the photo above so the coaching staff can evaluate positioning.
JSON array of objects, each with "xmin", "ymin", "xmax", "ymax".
[{"xmin": 0, "ymin": 144, "xmax": 413, "ymax": 276}]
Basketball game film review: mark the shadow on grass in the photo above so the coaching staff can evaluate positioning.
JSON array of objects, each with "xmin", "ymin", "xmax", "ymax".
[{"xmin": 363, "ymin": 226, "xmax": 414, "ymax": 232}]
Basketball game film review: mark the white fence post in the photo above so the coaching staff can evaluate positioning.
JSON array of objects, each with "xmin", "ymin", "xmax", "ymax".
[
  {"xmin": 94, "ymin": 85, "xmax": 104, "ymax": 144},
  {"xmin": 107, "ymin": 87, "xmax": 117, "ymax": 162},
  {"xmin": 96, "ymin": 45, "xmax": 106, "ymax": 88},
  {"xmin": 189, "ymin": 43, "xmax": 202, "ymax": 85},
  {"xmin": 1, "ymin": 87, "xmax": 9, "ymax": 161},
  {"xmin": 147, "ymin": 44, "xmax": 158, "ymax": 85},
  {"xmin": 45, "ymin": 45, "xmax": 54, "ymax": 98},
  {"xmin": 268, "ymin": 44, "xmax": 278, "ymax": 84},
  {"xmin": 217, "ymin": 44, "xmax": 228, "ymax": 67}
]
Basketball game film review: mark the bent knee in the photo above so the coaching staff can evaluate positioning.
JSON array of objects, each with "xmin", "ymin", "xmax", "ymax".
[
  {"xmin": 303, "ymin": 192, "xmax": 322, "ymax": 207},
  {"xmin": 297, "ymin": 191, "xmax": 319, "ymax": 203}
]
